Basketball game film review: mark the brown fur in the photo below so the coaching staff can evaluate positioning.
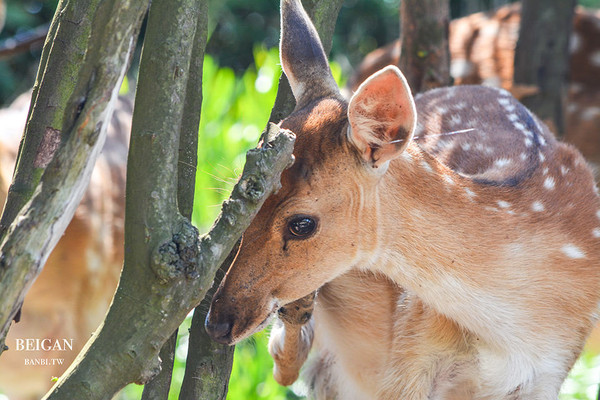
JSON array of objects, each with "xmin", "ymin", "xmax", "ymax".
[{"xmin": 207, "ymin": 1, "xmax": 600, "ymax": 398}]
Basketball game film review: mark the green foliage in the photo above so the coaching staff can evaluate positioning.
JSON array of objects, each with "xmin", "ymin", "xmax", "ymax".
[
  {"xmin": 191, "ymin": 45, "xmax": 279, "ymax": 230},
  {"xmin": 227, "ymin": 332, "xmax": 304, "ymax": 400},
  {"xmin": 561, "ymin": 351, "xmax": 600, "ymax": 399}
]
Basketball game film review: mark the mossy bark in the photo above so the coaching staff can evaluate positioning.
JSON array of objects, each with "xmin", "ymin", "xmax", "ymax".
[
  {"xmin": 0, "ymin": 0, "xmax": 147, "ymax": 356},
  {"xmin": 399, "ymin": 0, "xmax": 451, "ymax": 94},
  {"xmin": 142, "ymin": 0, "xmax": 209, "ymax": 397}
]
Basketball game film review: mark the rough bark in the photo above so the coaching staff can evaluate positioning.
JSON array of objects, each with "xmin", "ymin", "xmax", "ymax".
[
  {"xmin": 142, "ymin": 0, "xmax": 209, "ymax": 396},
  {"xmin": 0, "ymin": 0, "xmax": 147, "ymax": 355},
  {"xmin": 43, "ymin": 120, "xmax": 293, "ymax": 400},
  {"xmin": 399, "ymin": 0, "xmax": 451, "ymax": 94},
  {"xmin": 179, "ymin": 240, "xmax": 240, "ymax": 400},
  {"xmin": 0, "ymin": 0, "xmax": 107, "ymax": 240},
  {"xmin": 513, "ymin": 0, "xmax": 576, "ymax": 136},
  {"xmin": 141, "ymin": 332, "xmax": 177, "ymax": 400}
]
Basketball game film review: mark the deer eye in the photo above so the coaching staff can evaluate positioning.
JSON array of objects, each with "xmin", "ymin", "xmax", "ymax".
[{"xmin": 288, "ymin": 216, "xmax": 317, "ymax": 238}]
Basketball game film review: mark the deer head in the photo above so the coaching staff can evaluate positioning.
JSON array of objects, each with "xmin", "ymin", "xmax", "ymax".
[{"xmin": 206, "ymin": 0, "xmax": 416, "ymax": 344}]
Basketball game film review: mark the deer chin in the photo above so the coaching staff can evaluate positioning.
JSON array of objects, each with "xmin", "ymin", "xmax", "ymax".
[
  {"xmin": 230, "ymin": 299, "xmax": 280, "ymax": 344},
  {"xmin": 206, "ymin": 295, "xmax": 281, "ymax": 345}
]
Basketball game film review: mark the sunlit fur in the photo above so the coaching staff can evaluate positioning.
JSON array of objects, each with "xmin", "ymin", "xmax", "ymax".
[{"xmin": 207, "ymin": 0, "xmax": 600, "ymax": 398}]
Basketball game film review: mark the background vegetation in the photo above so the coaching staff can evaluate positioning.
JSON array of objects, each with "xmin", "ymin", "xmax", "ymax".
[{"xmin": 1, "ymin": 0, "xmax": 599, "ymax": 399}]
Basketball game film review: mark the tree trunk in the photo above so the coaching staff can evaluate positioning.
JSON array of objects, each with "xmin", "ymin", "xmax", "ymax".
[
  {"xmin": 399, "ymin": 0, "xmax": 451, "ymax": 94},
  {"xmin": 141, "ymin": 0, "xmax": 210, "ymax": 397},
  {"xmin": 0, "ymin": 0, "xmax": 146, "ymax": 356},
  {"xmin": 513, "ymin": 0, "xmax": 576, "ymax": 136}
]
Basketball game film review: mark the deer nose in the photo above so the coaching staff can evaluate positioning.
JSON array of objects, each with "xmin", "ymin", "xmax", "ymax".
[{"xmin": 204, "ymin": 313, "xmax": 233, "ymax": 344}]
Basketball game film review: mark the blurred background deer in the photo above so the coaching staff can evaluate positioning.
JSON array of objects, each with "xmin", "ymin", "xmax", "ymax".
[
  {"xmin": 349, "ymin": 3, "xmax": 600, "ymax": 180},
  {"xmin": 0, "ymin": 94, "xmax": 129, "ymax": 400}
]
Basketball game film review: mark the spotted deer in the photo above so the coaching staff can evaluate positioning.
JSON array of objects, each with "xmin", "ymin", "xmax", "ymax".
[
  {"xmin": 205, "ymin": 0, "xmax": 600, "ymax": 398},
  {"xmin": 349, "ymin": 3, "xmax": 600, "ymax": 180},
  {"xmin": 0, "ymin": 91, "xmax": 128, "ymax": 400}
]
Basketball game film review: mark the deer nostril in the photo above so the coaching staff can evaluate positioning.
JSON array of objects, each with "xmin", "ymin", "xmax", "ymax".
[{"xmin": 204, "ymin": 314, "xmax": 234, "ymax": 344}]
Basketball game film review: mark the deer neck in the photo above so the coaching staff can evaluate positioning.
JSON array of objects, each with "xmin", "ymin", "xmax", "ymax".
[{"xmin": 364, "ymin": 143, "xmax": 537, "ymax": 345}]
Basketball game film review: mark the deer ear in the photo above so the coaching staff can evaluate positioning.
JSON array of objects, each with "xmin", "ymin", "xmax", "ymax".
[
  {"xmin": 347, "ymin": 66, "xmax": 417, "ymax": 169},
  {"xmin": 280, "ymin": 0, "xmax": 340, "ymax": 108}
]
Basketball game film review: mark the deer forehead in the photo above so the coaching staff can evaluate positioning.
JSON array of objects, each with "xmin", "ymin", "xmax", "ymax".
[{"xmin": 278, "ymin": 97, "xmax": 355, "ymax": 183}]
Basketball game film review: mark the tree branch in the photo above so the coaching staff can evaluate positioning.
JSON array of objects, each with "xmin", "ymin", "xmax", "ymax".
[
  {"xmin": 0, "ymin": 0, "xmax": 147, "ymax": 356},
  {"xmin": 179, "ymin": 239, "xmax": 240, "ymax": 400},
  {"xmin": 399, "ymin": 0, "xmax": 451, "ymax": 94},
  {"xmin": 143, "ymin": 0, "xmax": 209, "ymax": 396}
]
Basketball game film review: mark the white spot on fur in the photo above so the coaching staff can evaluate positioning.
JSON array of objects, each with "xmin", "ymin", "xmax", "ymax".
[
  {"xmin": 531, "ymin": 201, "xmax": 544, "ymax": 212},
  {"xmin": 542, "ymin": 167, "xmax": 549, "ymax": 175},
  {"xmin": 581, "ymin": 107, "xmax": 600, "ymax": 121},
  {"xmin": 504, "ymin": 104, "xmax": 516, "ymax": 112},
  {"xmin": 450, "ymin": 59, "xmax": 474, "ymax": 78},
  {"xmin": 482, "ymin": 76, "xmax": 502, "ymax": 87},
  {"xmin": 560, "ymin": 165, "xmax": 570, "ymax": 175},
  {"xmin": 421, "ymin": 159, "xmax": 433, "ymax": 173},
  {"xmin": 508, "ymin": 113, "xmax": 519, "ymax": 122},
  {"xmin": 494, "ymin": 158, "xmax": 511, "ymax": 168},
  {"xmin": 561, "ymin": 244, "xmax": 586, "ymax": 259},
  {"xmin": 498, "ymin": 98, "xmax": 511, "ymax": 106},
  {"xmin": 567, "ymin": 103, "xmax": 579, "ymax": 114},
  {"xmin": 569, "ymin": 33, "xmax": 582, "ymax": 54},
  {"xmin": 444, "ymin": 175, "xmax": 455, "ymax": 185},
  {"xmin": 524, "ymin": 138, "xmax": 533, "ymax": 147},
  {"xmin": 485, "ymin": 206, "xmax": 500, "ymax": 212},
  {"xmin": 570, "ymin": 83, "xmax": 584, "ymax": 94},
  {"xmin": 539, "ymin": 135, "xmax": 547, "ymax": 146},
  {"xmin": 520, "ymin": 153, "xmax": 528, "ymax": 161},
  {"xmin": 592, "ymin": 228, "xmax": 600, "ymax": 238},
  {"xmin": 539, "ymin": 152, "xmax": 546, "ymax": 162},
  {"xmin": 465, "ymin": 188, "xmax": 476, "ymax": 199},
  {"xmin": 596, "ymin": 210, "xmax": 600, "ymax": 219},
  {"xmin": 402, "ymin": 151, "xmax": 413, "ymax": 162},
  {"xmin": 497, "ymin": 200, "xmax": 510, "ymax": 209},
  {"xmin": 451, "ymin": 114, "xmax": 462, "ymax": 125},
  {"xmin": 543, "ymin": 176, "xmax": 555, "ymax": 190},
  {"xmin": 513, "ymin": 122, "xmax": 525, "ymax": 131},
  {"xmin": 590, "ymin": 50, "xmax": 600, "ymax": 67},
  {"xmin": 461, "ymin": 142, "xmax": 472, "ymax": 151}
]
